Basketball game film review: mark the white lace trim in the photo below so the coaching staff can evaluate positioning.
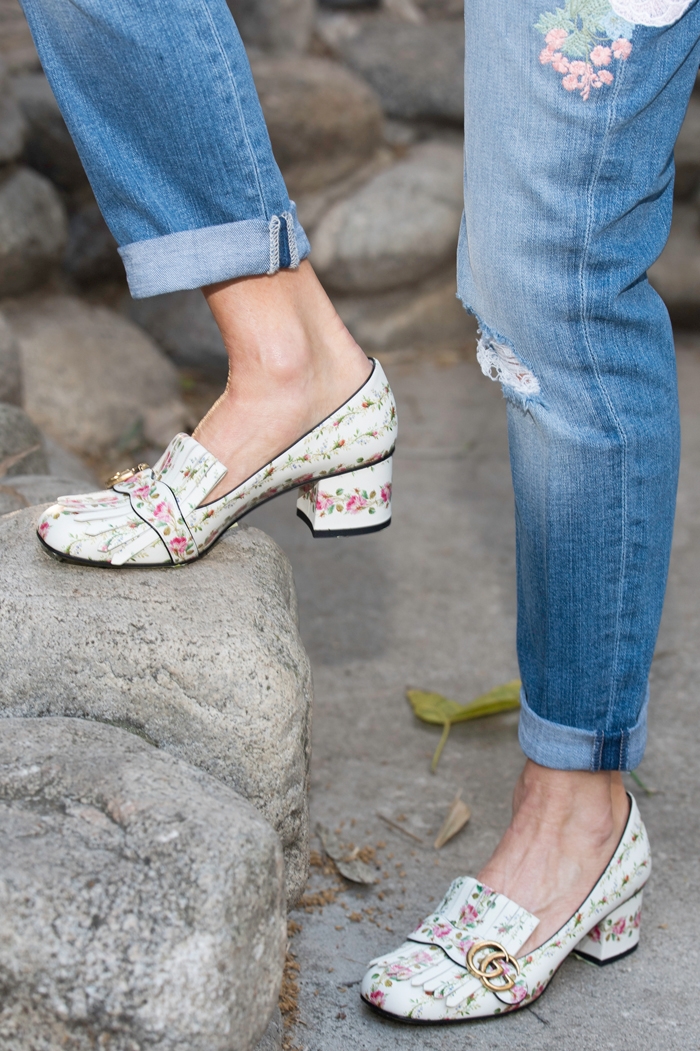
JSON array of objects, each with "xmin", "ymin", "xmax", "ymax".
[
  {"xmin": 476, "ymin": 336, "xmax": 541, "ymax": 397},
  {"xmin": 610, "ymin": 0, "xmax": 694, "ymax": 27}
]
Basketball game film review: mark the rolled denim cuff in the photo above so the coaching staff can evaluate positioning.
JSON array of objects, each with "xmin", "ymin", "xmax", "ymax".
[
  {"xmin": 518, "ymin": 687, "xmax": 648, "ymax": 772},
  {"xmin": 119, "ymin": 204, "xmax": 310, "ymax": 298}
]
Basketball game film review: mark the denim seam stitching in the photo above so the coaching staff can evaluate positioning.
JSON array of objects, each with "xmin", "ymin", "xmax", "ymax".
[
  {"xmin": 578, "ymin": 53, "xmax": 631, "ymax": 741},
  {"xmin": 198, "ymin": 0, "xmax": 269, "ymax": 219}
]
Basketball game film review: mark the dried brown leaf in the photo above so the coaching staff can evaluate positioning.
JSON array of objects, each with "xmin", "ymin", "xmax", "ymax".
[
  {"xmin": 433, "ymin": 794, "xmax": 472, "ymax": 850},
  {"xmin": 316, "ymin": 823, "xmax": 379, "ymax": 884}
]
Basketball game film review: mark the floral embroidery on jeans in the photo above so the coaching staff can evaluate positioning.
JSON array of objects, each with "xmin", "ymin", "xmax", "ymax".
[{"xmin": 535, "ymin": 1, "xmax": 634, "ymax": 100}]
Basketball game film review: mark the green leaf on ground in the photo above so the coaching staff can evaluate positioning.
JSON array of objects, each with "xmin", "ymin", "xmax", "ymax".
[{"xmin": 406, "ymin": 681, "xmax": 521, "ymax": 772}]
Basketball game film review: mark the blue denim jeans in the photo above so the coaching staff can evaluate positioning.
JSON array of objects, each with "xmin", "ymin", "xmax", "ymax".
[
  {"xmin": 460, "ymin": 0, "xmax": 700, "ymax": 769},
  {"xmin": 20, "ymin": 0, "xmax": 698, "ymax": 769},
  {"xmin": 18, "ymin": 0, "xmax": 310, "ymax": 297}
]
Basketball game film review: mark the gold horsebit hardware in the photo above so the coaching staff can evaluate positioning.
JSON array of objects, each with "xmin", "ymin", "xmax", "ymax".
[
  {"xmin": 466, "ymin": 939, "xmax": 520, "ymax": 992},
  {"xmin": 105, "ymin": 464, "xmax": 150, "ymax": 488}
]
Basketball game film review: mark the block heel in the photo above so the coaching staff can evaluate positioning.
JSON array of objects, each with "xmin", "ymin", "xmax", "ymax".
[
  {"xmin": 296, "ymin": 456, "xmax": 393, "ymax": 537},
  {"xmin": 573, "ymin": 888, "xmax": 644, "ymax": 966}
]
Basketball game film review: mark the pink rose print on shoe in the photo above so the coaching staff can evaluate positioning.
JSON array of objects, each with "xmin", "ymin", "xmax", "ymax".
[
  {"xmin": 458, "ymin": 903, "xmax": 479, "ymax": 927},
  {"xmin": 366, "ymin": 989, "xmax": 386, "ymax": 1008},
  {"xmin": 535, "ymin": 1, "xmax": 633, "ymax": 100}
]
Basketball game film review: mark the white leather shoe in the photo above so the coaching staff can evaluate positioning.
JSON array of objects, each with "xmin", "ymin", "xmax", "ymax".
[
  {"xmin": 37, "ymin": 359, "xmax": 397, "ymax": 567},
  {"xmin": 361, "ymin": 793, "xmax": 649, "ymax": 1022}
]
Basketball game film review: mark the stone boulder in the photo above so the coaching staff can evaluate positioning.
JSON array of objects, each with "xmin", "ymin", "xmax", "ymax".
[
  {"xmin": 4, "ymin": 295, "xmax": 189, "ymax": 457},
  {"xmin": 0, "ymin": 55, "xmax": 27, "ymax": 164},
  {"xmin": 338, "ymin": 21, "xmax": 464, "ymax": 123},
  {"xmin": 127, "ymin": 288, "xmax": 229, "ymax": 376},
  {"xmin": 312, "ymin": 140, "xmax": 464, "ymax": 293},
  {"xmin": 12, "ymin": 71, "xmax": 88, "ymax": 193},
  {"xmin": 0, "ymin": 402, "xmax": 47, "ymax": 479},
  {"xmin": 0, "ymin": 716, "xmax": 286, "ymax": 1051},
  {"xmin": 0, "ymin": 166, "xmax": 68, "ymax": 296},
  {"xmin": 0, "ymin": 310, "xmax": 22, "ymax": 405},
  {"xmin": 675, "ymin": 93, "xmax": 700, "ymax": 200},
  {"xmin": 0, "ymin": 512, "xmax": 312, "ymax": 905},
  {"xmin": 63, "ymin": 199, "xmax": 124, "ymax": 285},
  {"xmin": 251, "ymin": 55, "xmax": 383, "ymax": 195},
  {"xmin": 227, "ymin": 0, "xmax": 314, "ymax": 53},
  {"xmin": 649, "ymin": 202, "xmax": 700, "ymax": 327},
  {"xmin": 334, "ymin": 270, "xmax": 475, "ymax": 353},
  {"xmin": 0, "ymin": 0, "xmax": 40, "ymax": 73},
  {"xmin": 0, "ymin": 473, "xmax": 99, "ymax": 516}
]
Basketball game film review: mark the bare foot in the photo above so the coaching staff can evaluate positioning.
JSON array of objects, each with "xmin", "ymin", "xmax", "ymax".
[
  {"xmin": 193, "ymin": 260, "xmax": 371, "ymax": 502},
  {"xmin": 477, "ymin": 760, "xmax": 629, "ymax": 957}
]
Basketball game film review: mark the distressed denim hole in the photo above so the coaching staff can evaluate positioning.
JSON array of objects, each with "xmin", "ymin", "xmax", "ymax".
[{"xmin": 477, "ymin": 334, "xmax": 541, "ymax": 397}]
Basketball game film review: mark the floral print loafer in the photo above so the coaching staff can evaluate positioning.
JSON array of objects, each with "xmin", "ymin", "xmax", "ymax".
[
  {"xmin": 361, "ymin": 793, "xmax": 649, "ymax": 1023},
  {"xmin": 37, "ymin": 359, "xmax": 397, "ymax": 567}
]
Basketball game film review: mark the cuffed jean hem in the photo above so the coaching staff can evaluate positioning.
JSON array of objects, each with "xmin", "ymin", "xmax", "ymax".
[
  {"xmin": 118, "ymin": 205, "xmax": 311, "ymax": 298},
  {"xmin": 518, "ymin": 688, "xmax": 648, "ymax": 772}
]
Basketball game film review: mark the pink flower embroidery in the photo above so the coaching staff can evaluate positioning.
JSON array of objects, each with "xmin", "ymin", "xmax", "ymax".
[
  {"xmin": 152, "ymin": 501, "xmax": 169, "ymax": 519},
  {"xmin": 366, "ymin": 989, "xmax": 385, "ymax": 1007},
  {"xmin": 315, "ymin": 492, "xmax": 335, "ymax": 512},
  {"xmin": 598, "ymin": 69, "xmax": 614, "ymax": 84},
  {"xmin": 545, "ymin": 27, "xmax": 568, "ymax": 47},
  {"xmin": 590, "ymin": 45, "xmax": 612, "ymax": 65},
  {"xmin": 612, "ymin": 918, "xmax": 626, "ymax": 936},
  {"xmin": 345, "ymin": 493, "xmax": 369, "ymax": 514},
  {"xmin": 169, "ymin": 536, "xmax": 189, "ymax": 556},
  {"xmin": 134, "ymin": 484, "xmax": 152, "ymax": 501},
  {"xmin": 551, "ymin": 53, "xmax": 570, "ymax": 73},
  {"xmin": 380, "ymin": 484, "xmax": 392, "ymax": 505},
  {"xmin": 588, "ymin": 924, "xmax": 602, "ymax": 943},
  {"xmin": 386, "ymin": 962, "xmax": 414, "ymax": 979},
  {"xmin": 432, "ymin": 923, "xmax": 452, "ymax": 939},
  {"xmin": 458, "ymin": 903, "xmax": 479, "ymax": 926},
  {"xmin": 510, "ymin": 984, "xmax": 528, "ymax": 1004},
  {"xmin": 612, "ymin": 37, "xmax": 632, "ymax": 60}
]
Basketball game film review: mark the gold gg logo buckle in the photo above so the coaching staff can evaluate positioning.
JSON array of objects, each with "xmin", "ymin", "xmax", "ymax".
[
  {"xmin": 105, "ymin": 464, "xmax": 150, "ymax": 488},
  {"xmin": 466, "ymin": 940, "xmax": 520, "ymax": 992}
]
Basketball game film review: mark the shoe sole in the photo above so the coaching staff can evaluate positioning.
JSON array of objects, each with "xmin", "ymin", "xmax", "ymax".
[{"xmin": 36, "ymin": 451, "xmax": 395, "ymax": 568}]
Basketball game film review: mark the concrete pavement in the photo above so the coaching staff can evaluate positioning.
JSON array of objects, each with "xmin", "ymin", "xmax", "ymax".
[{"xmin": 247, "ymin": 337, "xmax": 700, "ymax": 1051}]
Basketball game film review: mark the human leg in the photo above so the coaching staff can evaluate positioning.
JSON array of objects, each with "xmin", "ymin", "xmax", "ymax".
[{"xmin": 20, "ymin": 0, "xmax": 373, "ymax": 512}]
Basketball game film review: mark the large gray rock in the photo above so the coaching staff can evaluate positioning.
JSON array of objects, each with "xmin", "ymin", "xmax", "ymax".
[
  {"xmin": 312, "ymin": 140, "xmax": 464, "ymax": 293},
  {"xmin": 0, "ymin": 716, "xmax": 286, "ymax": 1051},
  {"xmin": 5, "ymin": 295, "xmax": 189, "ymax": 456},
  {"xmin": 338, "ymin": 21, "xmax": 464, "ymax": 123},
  {"xmin": 649, "ymin": 202, "xmax": 700, "ymax": 327},
  {"xmin": 227, "ymin": 0, "xmax": 314, "ymax": 53},
  {"xmin": 0, "ymin": 55, "xmax": 27, "ymax": 163},
  {"xmin": 0, "ymin": 0, "xmax": 40, "ymax": 73},
  {"xmin": 0, "ymin": 310, "xmax": 22, "ymax": 405},
  {"xmin": 0, "ymin": 473, "xmax": 96, "ymax": 516},
  {"xmin": 675, "ymin": 93, "xmax": 700, "ymax": 200},
  {"xmin": 251, "ymin": 55, "xmax": 383, "ymax": 195},
  {"xmin": 63, "ymin": 199, "xmax": 124, "ymax": 285},
  {"xmin": 0, "ymin": 166, "xmax": 68, "ymax": 296},
  {"xmin": 0, "ymin": 402, "xmax": 47, "ymax": 479},
  {"xmin": 12, "ymin": 71, "xmax": 88, "ymax": 192},
  {"xmin": 128, "ymin": 288, "xmax": 229, "ymax": 376},
  {"xmin": 0, "ymin": 511, "xmax": 312, "ymax": 904},
  {"xmin": 334, "ymin": 269, "xmax": 475, "ymax": 353}
]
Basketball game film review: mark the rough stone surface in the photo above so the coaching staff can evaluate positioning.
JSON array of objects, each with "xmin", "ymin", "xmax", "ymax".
[
  {"xmin": 649, "ymin": 203, "xmax": 700, "ymax": 326},
  {"xmin": 0, "ymin": 716, "xmax": 286, "ymax": 1051},
  {"xmin": 0, "ymin": 166, "xmax": 68, "ymax": 296},
  {"xmin": 0, "ymin": 402, "xmax": 47, "ymax": 479},
  {"xmin": 254, "ymin": 1008, "xmax": 283, "ymax": 1051},
  {"xmin": 127, "ymin": 288, "xmax": 229, "ymax": 376},
  {"xmin": 0, "ymin": 56, "xmax": 27, "ymax": 163},
  {"xmin": 227, "ymin": 0, "xmax": 314, "ymax": 53},
  {"xmin": 338, "ymin": 22, "xmax": 464, "ymax": 123},
  {"xmin": 5, "ymin": 295, "xmax": 189, "ymax": 456},
  {"xmin": 12, "ymin": 72, "xmax": 88, "ymax": 192},
  {"xmin": 674, "ymin": 93, "xmax": 700, "ymax": 200},
  {"xmin": 312, "ymin": 140, "xmax": 464, "ymax": 293},
  {"xmin": 0, "ymin": 0, "xmax": 40, "ymax": 73},
  {"xmin": 0, "ymin": 310, "xmax": 22, "ymax": 405},
  {"xmin": 251, "ymin": 55, "xmax": 383, "ymax": 195},
  {"xmin": 334, "ymin": 271, "xmax": 475, "ymax": 352},
  {"xmin": 64, "ymin": 200, "xmax": 124, "ymax": 285},
  {"xmin": 0, "ymin": 513, "xmax": 312, "ymax": 905}
]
